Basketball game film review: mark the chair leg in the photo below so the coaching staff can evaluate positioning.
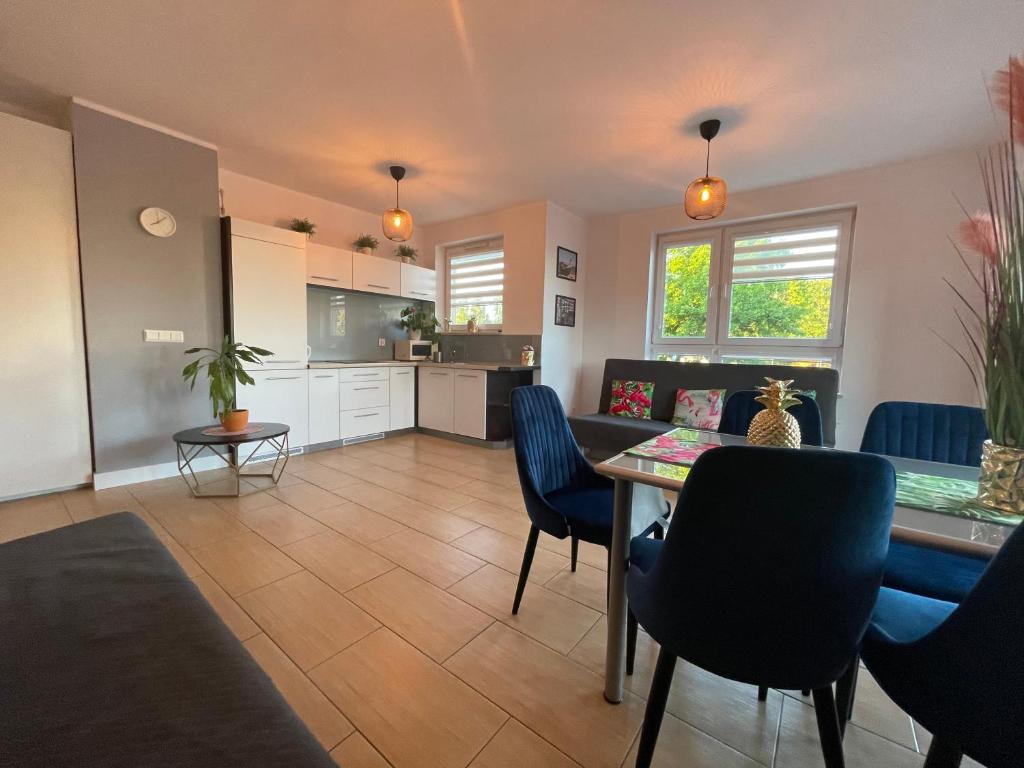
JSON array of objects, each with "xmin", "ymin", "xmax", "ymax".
[
  {"xmin": 835, "ymin": 658, "xmax": 859, "ymax": 735},
  {"xmin": 626, "ymin": 610, "xmax": 638, "ymax": 676},
  {"xmin": 570, "ymin": 536, "xmax": 579, "ymax": 572},
  {"xmin": 923, "ymin": 737, "xmax": 963, "ymax": 768},
  {"xmin": 635, "ymin": 648, "xmax": 677, "ymax": 768},
  {"xmin": 812, "ymin": 686, "xmax": 846, "ymax": 768},
  {"xmin": 757, "ymin": 686, "xmax": 768, "ymax": 702},
  {"xmin": 512, "ymin": 526, "xmax": 539, "ymax": 615}
]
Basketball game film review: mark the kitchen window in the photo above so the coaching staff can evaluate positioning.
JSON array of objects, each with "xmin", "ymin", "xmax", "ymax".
[
  {"xmin": 446, "ymin": 238, "xmax": 504, "ymax": 329},
  {"xmin": 649, "ymin": 209, "xmax": 854, "ymax": 369}
]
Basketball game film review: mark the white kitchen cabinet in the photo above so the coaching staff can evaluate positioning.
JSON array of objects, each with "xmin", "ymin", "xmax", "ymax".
[
  {"xmin": 352, "ymin": 252, "xmax": 401, "ymax": 296},
  {"xmin": 308, "ymin": 370, "xmax": 340, "ymax": 445},
  {"xmin": 340, "ymin": 379, "xmax": 389, "ymax": 411},
  {"xmin": 418, "ymin": 368, "xmax": 454, "ymax": 433},
  {"xmin": 452, "ymin": 369, "xmax": 487, "ymax": 439},
  {"xmin": 400, "ymin": 262, "xmax": 437, "ymax": 302},
  {"xmin": 340, "ymin": 407, "xmax": 391, "ymax": 439},
  {"xmin": 235, "ymin": 369, "xmax": 309, "ymax": 459},
  {"xmin": 389, "ymin": 366, "xmax": 416, "ymax": 430},
  {"xmin": 229, "ymin": 219, "xmax": 308, "ymax": 368},
  {"xmin": 306, "ymin": 243, "xmax": 353, "ymax": 289}
]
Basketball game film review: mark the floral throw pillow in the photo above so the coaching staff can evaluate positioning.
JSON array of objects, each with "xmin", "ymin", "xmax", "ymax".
[
  {"xmin": 608, "ymin": 379, "xmax": 654, "ymax": 419},
  {"xmin": 671, "ymin": 388, "xmax": 726, "ymax": 430}
]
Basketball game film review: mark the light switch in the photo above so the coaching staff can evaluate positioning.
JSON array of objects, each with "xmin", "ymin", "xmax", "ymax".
[
  {"xmin": 143, "ymin": 329, "xmax": 185, "ymax": 343},
  {"xmin": 378, "ymin": 338, "xmax": 386, "ymax": 348}
]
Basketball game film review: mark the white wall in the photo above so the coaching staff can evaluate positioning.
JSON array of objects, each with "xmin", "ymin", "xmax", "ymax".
[
  {"xmin": 582, "ymin": 146, "xmax": 987, "ymax": 449},
  {"xmin": 542, "ymin": 202, "xmax": 586, "ymax": 412},
  {"xmin": 0, "ymin": 111, "xmax": 91, "ymax": 498},
  {"xmin": 219, "ymin": 169, "xmax": 425, "ymax": 262},
  {"xmin": 421, "ymin": 201, "xmax": 548, "ymax": 335}
]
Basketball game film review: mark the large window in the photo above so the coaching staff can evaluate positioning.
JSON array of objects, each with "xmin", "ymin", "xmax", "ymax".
[
  {"xmin": 650, "ymin": 209, "xmax": 854, "ymax": 368},
  {"xmin": 446, "ymin": 238, "xmax": 504, "ymax": 329}
]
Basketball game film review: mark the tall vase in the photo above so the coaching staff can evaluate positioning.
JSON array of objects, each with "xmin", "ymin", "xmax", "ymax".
[{"xmin": 977, "ymin": 440, "xmax": 1024, "ymax": 515}]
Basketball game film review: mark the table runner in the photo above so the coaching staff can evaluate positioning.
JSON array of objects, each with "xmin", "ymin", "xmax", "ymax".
[{"xmin": 895, "ymin": 471, "xmax": 1021, "ymax": 526}]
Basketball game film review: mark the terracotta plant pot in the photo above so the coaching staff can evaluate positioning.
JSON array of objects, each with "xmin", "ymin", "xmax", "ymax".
[
  {"xmin": 358, "ymin": 247, "xmax": 373, "ymax": 254},
  {"xmin": 221, "ymin": 409, "xmax": 249, "ymax": 432}
]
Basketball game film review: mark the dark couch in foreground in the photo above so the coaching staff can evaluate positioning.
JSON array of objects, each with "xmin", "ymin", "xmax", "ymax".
[
  {"xmin": 569, "ymin": 359, "xmax": 840, "ymax": 458},
  {"xmin": 0, "ymin": 512, "xmax": 335, "ymax": 768}
]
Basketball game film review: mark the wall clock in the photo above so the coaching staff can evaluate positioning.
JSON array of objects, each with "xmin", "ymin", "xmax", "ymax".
[{"xmin": 139, "ymin": 207, "xmax": 176, "ymax": 238}]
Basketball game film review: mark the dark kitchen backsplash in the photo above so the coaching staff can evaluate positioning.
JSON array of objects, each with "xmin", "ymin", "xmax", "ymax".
[
  {"xmin": 307, "ymin": 285, "xmax": 433, "ymax": 362},
  {"xmin": 439, "ymin": 334, "xmax": 541, "ymax": 365}
]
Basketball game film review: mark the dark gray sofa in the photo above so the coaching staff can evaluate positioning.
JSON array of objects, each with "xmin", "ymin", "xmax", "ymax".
[
  {"xmin": 0, "ymin": 512, "xmax": 336, "ymax": 768},
  {"xmin": 569, "ymin": 359, "xmax": 840, "ymax": 458}
]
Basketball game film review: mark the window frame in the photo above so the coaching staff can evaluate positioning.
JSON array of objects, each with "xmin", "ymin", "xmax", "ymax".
[
  {"xmin": 649, "ymin": 208, "xmax": 855, "ymax": 366},
  {"xmin": 445, "ymin": 237, "xmax": 505, "ymax": 331}
]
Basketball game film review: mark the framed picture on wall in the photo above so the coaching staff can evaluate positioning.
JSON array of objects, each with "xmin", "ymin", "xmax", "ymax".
[
  {"xmin": 554, "ymin": 294, "xmax": 576, "ymax": 327},
  {"xmin": 556, "ymin": 246, "xmax": 578, "ymax": 281}
]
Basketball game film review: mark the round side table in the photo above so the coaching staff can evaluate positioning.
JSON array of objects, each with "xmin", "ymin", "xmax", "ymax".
[{"xmin": 172, "ymin": 422, "xmax": 290, "ymax": 498}]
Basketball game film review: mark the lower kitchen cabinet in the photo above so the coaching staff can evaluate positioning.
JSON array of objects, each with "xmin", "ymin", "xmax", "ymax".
[
  {"xmin": 452, "ymin": 369, "xmax": 487, "ymax": 439},
  {"xmin": 308, "ymin": 370, "xmax": 340, "ymax": 444},
  {"xmin": 341, "ymin": 406, "xmax": 390, "ymax": 438},
  {"xmin": 235, "ymin": 369, "xmax": 309, "ymax": 458},
  {"xmin": 389, "ymin": 367, "xmax": 416, "ymax": 430},
  {"xmin": 418, "ymin": 368, "xmax": 454, "ymax": 433}
]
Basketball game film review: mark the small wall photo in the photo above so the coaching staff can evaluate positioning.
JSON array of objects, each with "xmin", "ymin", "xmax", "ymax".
[
  {"xmin": 556, "ymin": 246, "xmax": 577, "ymax": 281},
  {"xmin": 554, "ymin": 294, "xmax": 576, "ymax": 327}
]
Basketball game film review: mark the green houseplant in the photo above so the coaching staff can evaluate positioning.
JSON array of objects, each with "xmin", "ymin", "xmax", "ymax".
[
  {"xmin": 399, "ymin": 306, "xmax": 439, "ymax": 341},
  {"xmin": 950, "ymin": 54, "xmax": 1024, "ymax": 513},
  {"xmin": 353, "ymin": 234, "xmax": 380, "ymax": 254},
  {"xmin": 396, "ymin": 244, "xmax": 418, "ymax": 263},
  {"xmin": 289, "ymin": 218, "xmax": 316, "ymax": 238},
  {"xmin": 182, "ymin": 336, "xmax": 273, "ymax": 431}
]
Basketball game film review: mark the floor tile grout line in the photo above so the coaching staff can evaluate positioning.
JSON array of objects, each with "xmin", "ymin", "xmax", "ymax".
[{"xmin": 439, "ymin": 617, "xmax": 498, "ymax": 667}]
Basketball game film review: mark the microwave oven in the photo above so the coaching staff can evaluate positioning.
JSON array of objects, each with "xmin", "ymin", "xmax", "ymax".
[{"xmin": 395, "ymin": 339, "xmax": 433, "ymax": 361}]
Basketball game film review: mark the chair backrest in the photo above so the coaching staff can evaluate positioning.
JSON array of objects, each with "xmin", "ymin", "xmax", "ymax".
[
  {"xmin": 510, "ymin": 385, "xmax": 594, "ymax": 532},
  {"xmin": 887, "ymin": 524, "xmax": 1024, "ymax": 767},
  {"xmin": 718, "ymin": 391, "xmax": 824, "ymax": 447},
  {"xmin": 630, "ymin": 445, "xmax": 895, "ymax": 690},
  {"xmin": 859, "ymin": 401, "xmax": 988, "ymax": 467}
]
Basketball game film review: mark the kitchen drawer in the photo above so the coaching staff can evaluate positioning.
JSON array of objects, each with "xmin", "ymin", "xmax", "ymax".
[
  {"xmin": 338, "ymin": 367, "xmax": 389, "ymax": 383},
  {"xmin": 340, "ymin": 379, "xmax": 389, "ymax": 410},
  {"xmin": 340, "ymin": 406, "xmax": 390, "ymax": 439}
]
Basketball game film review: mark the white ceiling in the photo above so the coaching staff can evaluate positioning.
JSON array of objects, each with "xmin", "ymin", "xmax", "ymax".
[{"xmin": 2, "ymin": 1, "xmax": 1022, "ymax": 223}]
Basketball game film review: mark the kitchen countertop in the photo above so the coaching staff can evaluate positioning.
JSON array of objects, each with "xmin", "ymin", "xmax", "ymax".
[{"xmin": 308, "ymin": 360, "xmax": 540, "ymax": 372}]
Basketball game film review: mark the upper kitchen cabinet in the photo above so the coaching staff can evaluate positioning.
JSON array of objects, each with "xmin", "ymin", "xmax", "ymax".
[
  {"xmin": 306, "ymin": 243, "xmax": 353, "ymax": 289},
  {"xmin": 224, "ymin": 218, "xmax": 307, "ymax": 368},
  {"xmin": 400, "ymin": 262, "xmax": 437, "ymax": 302},
  {"xmin": 352, "ymin": 251, "xmax": 401, "ymax": 296}
]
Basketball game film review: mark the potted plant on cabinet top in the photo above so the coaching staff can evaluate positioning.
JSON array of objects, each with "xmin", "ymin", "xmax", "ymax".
[
  {"xmin": 353, "ymin": 234, "xmax": 380, "ymax": 254},
  {"xmin": 289, "ymin": 218, "xmax": 316, "ymax": 238},
  {"xmin": 400, "ymin": 306, "xmax": 439, "ymax": 341},
  {"xmin": 181, "ymin": 336, "xmax": 274, "ymax": 432},
  {"xmin": 396, "ymin": 244, "xmax": 418, "ymax": 264},
  {"xmin": 951, "ymin": 53, "xmax": 1024, "ymax": 514}
]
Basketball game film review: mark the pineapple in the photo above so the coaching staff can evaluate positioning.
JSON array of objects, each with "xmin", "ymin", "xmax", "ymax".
[{"xmin": 747, "ymin": 378, "xmax": 803, "ymax": 448}]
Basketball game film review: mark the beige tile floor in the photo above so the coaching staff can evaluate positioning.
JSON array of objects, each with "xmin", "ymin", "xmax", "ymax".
[{"xmin": 0, "ymin": 432, "xmax": 963, "ymax": 768}]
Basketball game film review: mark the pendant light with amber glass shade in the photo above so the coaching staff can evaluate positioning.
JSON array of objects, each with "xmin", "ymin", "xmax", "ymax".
[
  {"xmin": 382, "ymin": 165, "xmax": 414, "ymax": 242},
  {"xmin": 684, "ymin": 119, "xmax": 727, "ymax": 220}
]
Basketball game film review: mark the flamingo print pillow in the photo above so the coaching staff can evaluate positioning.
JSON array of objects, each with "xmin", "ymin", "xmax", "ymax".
[
  {"xmin": 608, "ymin": 379, "xmax": 654, "ymax": 420},
  {"xmin": 672, "ymin": 388, "xmax": 726, "ymax": 430}
]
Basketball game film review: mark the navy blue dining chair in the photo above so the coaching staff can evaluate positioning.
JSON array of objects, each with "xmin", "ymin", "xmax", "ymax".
[
  {"xmin": 857, "ymin": 524, "xmax": 1024, "ymax": 768},
  {"xmin": 860, "ymin": 402, "xmax": 991, "ymax": 604},
  {"xmin": 627, "ymin": 445, "xmax": 896, "ymax": 768},
  {"xmin": 860, "ymin": 401, "xmax": 988, "ymax": 467},
  {"xmin": 509, "ymin": 385, "xmax": 663, "ymax": 615},
  {"xmin": 718, "ymin": 390, "xmax": 824, "ymax": 447}
]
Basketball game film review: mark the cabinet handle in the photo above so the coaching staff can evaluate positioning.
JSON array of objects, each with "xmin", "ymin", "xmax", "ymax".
[
  {"xmin": 275, "ymin": 360, "xmax": 302, "ymax": 363},
  {"xmin": 353, "ymin": 412, "xmax": 379, "ymax": 418},
  {"xmin": 411, "ymin": 290, "xmax": 428, "ymax": 295},
  {"xmin": 457, "ymin": 374, "xmax": 481, "ymax": 378},
  {"xmin": 310, "ymin": 275, "xmax": 339, "ymax": 282},
  {"xmin": 266, "ymin": 376, "xmax": 302, "ymax": 381},
  {"xmin": 367, "ymin": 283, "xmax": 390, "ymax": 289},
  {"xmin": 394, "ymin": 371, "xmax": 411, "ymax": 375},
  {"xmin": 353, "ymin": 386, "xmax": 380, "ymax": 391},
  {"xmin": 313, "ymin": 374, "xmax": 335, "ymax": 378},
  {"xmin": 429, "ymin": 372, "xmax": 449, "ymax": 376}
]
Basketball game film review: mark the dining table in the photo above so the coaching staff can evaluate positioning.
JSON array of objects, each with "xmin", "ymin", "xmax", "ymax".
[{"xmin": 594, "ymin": 428, "xmax": 1021, "ymax": 704}]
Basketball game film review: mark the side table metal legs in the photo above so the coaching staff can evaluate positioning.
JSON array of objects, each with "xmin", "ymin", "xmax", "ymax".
[{"xmin": 176, "ymin": 434, "xmax": 290, "ymax": 498}]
